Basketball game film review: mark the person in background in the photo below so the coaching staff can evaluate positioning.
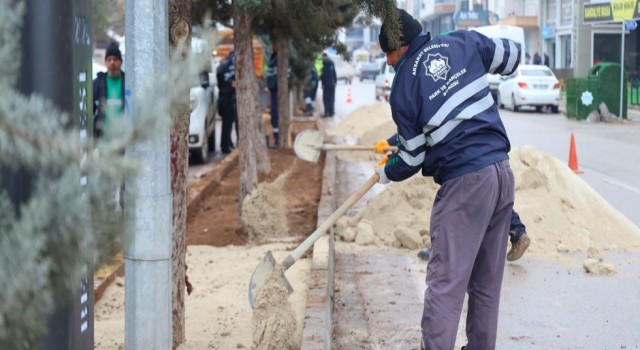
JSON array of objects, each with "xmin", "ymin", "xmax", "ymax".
[
  {"xmin": 266, "ymin": 44, "xmax": 279, "ymax": 147},
  {"xmin": 93, "ymin": 42, "xmax": 125, "ymax": 140},
  {"xmin": 320, "ymin": 53, "xmax": 337, "ymax": 117},
  {"xmin": 533, "ymin": 52, "xmax": 542, "ymax": 65},
  {"xmin": 216, "ymin": 50, "xmax": 238, "ymax": 154},
  {"xmin": 544, "ymin": 52, "xmax": 550, "ymax": 67},
  {"xmin": 375, "ymin": 8, "xmax": 520, "ymax": 349},
  {"xmin": 93, "ymin": 42, "xmax": 125, "ymax": 211},
  {"xmin": 525, "ymin": 52, "xmax": 531, "ymax": 64},
  {"xmin": 304, "ymin": 66, "xmax": 319, "ymax": 116}
]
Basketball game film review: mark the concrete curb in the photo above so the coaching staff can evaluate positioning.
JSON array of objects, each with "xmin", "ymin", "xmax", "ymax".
[
  {"xmin": 93, "ymin": 150, "xmax": 240, "ymax": 303},
  {"xmin": 300, "ymin": 120, "xmax": 337, "ymax": 349}
]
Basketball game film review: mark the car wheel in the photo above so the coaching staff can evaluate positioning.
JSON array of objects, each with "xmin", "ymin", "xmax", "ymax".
[
  {"xmin": 194, "ymin": 129, "xmax": 209, "ymax": 164},
  {"xmin": 512, "ymin": 94, "xmax": 519, "ymax": 112},
  {"xmin": 497, "ymin": 92, "xmax": 504, "ymax": 109},
  {"xmin": 535, "ymin": 106, "xmax": 543, "ymax": 113},
  {"xmin": 551, "ymin": 105, "xmax": 559, "ymax": 113},
  {"xmin": 207, "ymin": 128, "xmax": 216, "ymax": 154}
]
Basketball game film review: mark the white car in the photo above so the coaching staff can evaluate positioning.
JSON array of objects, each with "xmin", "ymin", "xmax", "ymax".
[
  {"xmin": 374, "ymin": 59, "xmax": 395, "ymax": 101},
  {"xmin": 497, "ymin": 64, "xmax": 560, "ymax": 113},
  {"xmin": 188, "ymin": 72, "xmax": 216, "ymax": 163},
  {"xmin": 329, "ymin": 55, "xmax": 356, "ymax": 84}
]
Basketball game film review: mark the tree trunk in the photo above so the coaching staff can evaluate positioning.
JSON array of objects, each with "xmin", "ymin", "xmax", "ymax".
[
  {"xmin": 233, "ymin": 5, "xmax": 270, "ymax": 205},
  {"xmin": 276, "ymin": 38, "xmax": 291, "ymax": 148},
  {"xmin": 168, "ymin": 0, "xmax": 192, "ymax": 348}
]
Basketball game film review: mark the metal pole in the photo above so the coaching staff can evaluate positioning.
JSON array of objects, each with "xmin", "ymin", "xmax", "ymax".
[
  {"xmin": 620, "ymin": 21, "xmax": 625, "ymax": 119},
  {"xmin": 124, "ymin": 1, "xmax": 172, "ymax": 349}
]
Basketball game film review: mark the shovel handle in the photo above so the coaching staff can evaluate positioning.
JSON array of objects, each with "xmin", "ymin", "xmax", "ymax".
[
  {"xmin": 319, "ymin": 144, "xmax": 399, "ymax": 152},
  {"xmin": 281, "ymin": 173, "xmax": 380, "ymax": 270}
]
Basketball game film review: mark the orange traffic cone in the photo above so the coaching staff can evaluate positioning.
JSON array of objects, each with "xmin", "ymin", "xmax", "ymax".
[
  {"xmin": 568, "ymin": 132, "xmax": 584, "ymax": 174},
  {"xmin": 346, "ymin": 87, "xmax": 352, "ymax": 104}
]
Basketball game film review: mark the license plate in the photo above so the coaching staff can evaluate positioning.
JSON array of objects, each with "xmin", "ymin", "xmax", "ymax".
[{"xmin": 533, "ymin": 84, "xmax": 548, "ymax": 89}]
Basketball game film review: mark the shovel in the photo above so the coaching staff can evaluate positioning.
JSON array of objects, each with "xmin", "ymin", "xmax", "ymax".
[
  {"xmin": 248, "ymin": 172, "xmax": 381, "ymax": 308},
  {"xmin": 293, "ymin": 129, "xmax": 397, "ymax": 162}
]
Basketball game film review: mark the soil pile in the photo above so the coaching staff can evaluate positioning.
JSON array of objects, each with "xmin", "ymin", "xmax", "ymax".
[
  {"xmin": 251, "ymin": 264, "xmax": 297, "ymax": 350},
  {"xmin": 328, "ymin": 103, "xmax": 640, "ymax": 262},
  {"xmin": 242, "ymin": 170, "xmax": 290, "ymax": 242}
]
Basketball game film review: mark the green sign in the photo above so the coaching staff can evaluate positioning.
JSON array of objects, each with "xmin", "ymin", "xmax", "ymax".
[{"xmin": 584, "ymin": 0, "xmax": 640, "ymax": 24}]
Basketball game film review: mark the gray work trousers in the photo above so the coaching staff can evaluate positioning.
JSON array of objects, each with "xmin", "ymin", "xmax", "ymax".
[{"xmin": 421, "ymin": 160, "xmax": 514, "ymax": 350}]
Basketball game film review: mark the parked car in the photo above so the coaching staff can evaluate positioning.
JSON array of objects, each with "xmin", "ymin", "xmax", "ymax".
[
  {"xmin": 359, "ymin": 62, "xmax": 379, "ymax": 82},
  {"xmin": 189, "ymin": 71, "xmax": 217, "ymax": 164},
  {"xmin": 497, "ymin": 64, "xmax": 560, "ymax": 113},
  {"xmin": 374, "ymin": 59, "xmax": 395, "ymax": 101},
  {"xmin": 330, "ymin": 55, "xmax": 356, "ymax": 84}
]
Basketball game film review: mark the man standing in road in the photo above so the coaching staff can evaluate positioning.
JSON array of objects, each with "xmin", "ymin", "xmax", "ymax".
[
  {"xmin": 320, "ymin": 53, "xmax": 337, "ymax": 117},
  {"xmin": 375, "ymin": 9, "xmax": 520, "ymax": 349},
  {"xmin": 217, "ymin": 50, "xmax": 238, "ymax": 154},
  {"xmin": 93, "ymin": 42, "xmax": 125, "ymax": 140}
]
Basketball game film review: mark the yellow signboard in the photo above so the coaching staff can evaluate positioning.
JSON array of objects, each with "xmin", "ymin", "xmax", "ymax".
[
  {"xmin": 612, "ymin": 0, "xmax": 637, "ymax": 21},
  {"xmin": 584, "ymin": 0, "xmax": 640, "ymax": 23}
]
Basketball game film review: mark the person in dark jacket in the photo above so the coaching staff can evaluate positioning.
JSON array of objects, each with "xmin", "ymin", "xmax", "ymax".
[
  {"xmin": 533, "ymin": 52, "xmax": 542, "ymax": 65},
  {"xmin": 544, "ymin": 52, "xmax": 550, "ymax": 67},
  {"xmin": 93, "ymin": 42, "xmax": 125, "ymax": 140},
  {"xmin": 216, "ymin": 51, "xmax": 238, "ymax": 154},
  {"xmin": 304, "ymin": 66, "xmax": 319, "ymax": 116},
  {"xmin": 320, "ymin": 53, "xmax": 337, "ymax": 117},
  {"xmin": 376, "ymin": 9, "xmax": 520, "ymax": 349},
  {"xmin": 266, "ymin": 46, "xmax": 279, "ymax": 147}
]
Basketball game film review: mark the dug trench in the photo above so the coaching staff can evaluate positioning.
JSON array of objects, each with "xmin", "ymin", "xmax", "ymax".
[{"xmin": 186, "ymin": 136, "xmax": 324, "ymax": 247}]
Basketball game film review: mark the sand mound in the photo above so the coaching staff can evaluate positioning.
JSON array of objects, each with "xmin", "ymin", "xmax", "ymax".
[
  {"xmin": 336, "ymin": 146, "xmax": 640, "ymax": 258},
  {"xmin": 326, "ymin": 103, "xmax": 392, "ymax": 138},
  {"xmin": 242, "ymin": 171, "xmax": 290, "ymax": 242},
  {"xmin": 252, "ymin": 264, "xmax": 297, "ymax": 350}
]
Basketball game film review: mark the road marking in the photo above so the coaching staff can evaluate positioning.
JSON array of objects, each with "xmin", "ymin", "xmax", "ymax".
[{"xmin": 604, "ymin": 177, "xmax": 640, "ymax": 195}]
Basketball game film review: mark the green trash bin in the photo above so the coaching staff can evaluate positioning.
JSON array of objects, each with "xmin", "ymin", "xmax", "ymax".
[
  {"xmin": 565, "ymin": 77, "xmax": 599, "ymax": 120},
  {"xmin": 588, "ymin": 62, "xmax": 628, "ymax": 119}
]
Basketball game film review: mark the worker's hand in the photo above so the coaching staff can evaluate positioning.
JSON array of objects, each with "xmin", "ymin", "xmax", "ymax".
[
  {"xmin": 374, "ymin": 139, "xmax": 390, "ymax": 154},
  {"xmin": 374, "ymin": 156, "xmax": 390, "ymax": 184}
]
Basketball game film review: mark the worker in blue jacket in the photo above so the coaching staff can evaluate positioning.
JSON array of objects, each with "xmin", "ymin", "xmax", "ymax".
[{"xmin": 375, "ymin": 9, "xmax": 521, "ymax": 350}]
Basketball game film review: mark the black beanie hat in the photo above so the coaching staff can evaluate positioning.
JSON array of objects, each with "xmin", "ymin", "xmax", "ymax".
[
  {"xmin": 379, "ymin": 9, "xmax": 423, "ymax": 53},
  {"xmin": 105, "ymin": 42, "xmax": 122, "ymax": 61}
]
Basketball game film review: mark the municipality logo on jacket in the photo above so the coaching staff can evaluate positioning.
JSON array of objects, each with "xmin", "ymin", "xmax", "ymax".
[{"xmin": 423, "ymin": 53, "xmax": 450, "ymax": 82}]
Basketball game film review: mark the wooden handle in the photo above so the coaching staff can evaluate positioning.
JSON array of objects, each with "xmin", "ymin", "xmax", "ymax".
[
  {"xmin": 320, "ymin": 144, "xmax": 399, "ymax": 152},
  {"xmin": 281, "ymin": 173, "xmax": 380, "ymax": 270}
]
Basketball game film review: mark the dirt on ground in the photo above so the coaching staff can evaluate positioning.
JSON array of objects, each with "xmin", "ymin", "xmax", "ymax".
[{"xmin": 186, "ymin": 120, "xmax": 324, "ymax": 247}]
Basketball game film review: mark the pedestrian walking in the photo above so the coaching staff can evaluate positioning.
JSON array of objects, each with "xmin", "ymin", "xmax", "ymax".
[
  {"xmin": 375, "ymin": 8, "xmax": 521, "ymax": 349},
  {"xmin": 216, "ymin": 50, "xmax": 238, "ymax": 154},
  {"xmin": 320, "ymin": 53, "xmax": 337, "ymax": 117},
  {"xmin": 93, "ymin": 42, "xmax": 125, "ymax": 140},
  {"xmin": 304, "ymin": 66, "xmax": 319, "ymax": 116}
]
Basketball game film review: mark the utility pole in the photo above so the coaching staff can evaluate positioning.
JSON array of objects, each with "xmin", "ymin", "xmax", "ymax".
[{"xmin": 124, "ymin": 1, "xmax": 172, "ymax": 349}]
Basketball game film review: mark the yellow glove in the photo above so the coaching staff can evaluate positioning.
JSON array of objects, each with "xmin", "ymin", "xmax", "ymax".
[
  {"xmin": 374, "ymin": 156, "xmax": 390, "ymax": 184},
  {"xmin": 374, "ymin": 139, "xmax": 390, "ymax": 154}
]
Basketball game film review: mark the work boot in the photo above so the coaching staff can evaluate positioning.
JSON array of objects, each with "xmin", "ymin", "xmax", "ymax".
[
  {"xmin": 417, "ymin": 248, "xmax": 431, "ymax": 261},
  {"xmin": 507, "ymin": 234, "xmax": 531, "ymax": 261}
]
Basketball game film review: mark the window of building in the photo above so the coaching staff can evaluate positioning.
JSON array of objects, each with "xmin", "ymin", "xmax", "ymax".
[{"xmin": 560, "ymin": 34, "xmax": 571, "ymax": 68}]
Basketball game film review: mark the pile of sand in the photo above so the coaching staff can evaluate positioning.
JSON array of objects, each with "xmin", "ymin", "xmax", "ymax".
[
  {"xmin": 335, "ymin": 145, "xmax": 640, "ymax": 259},
  {"xmin": 241, "ymin": 171, "xmax": 290, "ymax": 242},
  {"xmin": 252, "ymin": 265, "xmax": 297, "ymax": 350},
  {"xmin": 326, "ymin": 103, "xmax": 392, "ymax": 138},
  {"xmin": 329, "ymin": 103, "xmax": 640, "ymax": 265},
  {"xmin": 94, "ymin": 244, "xmax": 310, "ymax": 349}
]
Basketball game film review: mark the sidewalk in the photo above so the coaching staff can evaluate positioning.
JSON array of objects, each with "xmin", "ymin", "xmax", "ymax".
[{"xmin": 93, "ymin": 150, "xmax": 239, "ymax": 303}]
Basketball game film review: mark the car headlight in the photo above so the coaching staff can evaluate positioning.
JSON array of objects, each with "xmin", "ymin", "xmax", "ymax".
[{"xmin": 190, "ymin": 97, "xmax": 197, "ymax": 111}]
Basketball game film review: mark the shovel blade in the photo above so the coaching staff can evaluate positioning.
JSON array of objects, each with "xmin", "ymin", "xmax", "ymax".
[
  {"xmin": 248, "ymin": 250, "xmax": 293, "ymax": 309},
  {"xmin": 293, "ymin": 129, "xmax": 324, "ymax": 162}
]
